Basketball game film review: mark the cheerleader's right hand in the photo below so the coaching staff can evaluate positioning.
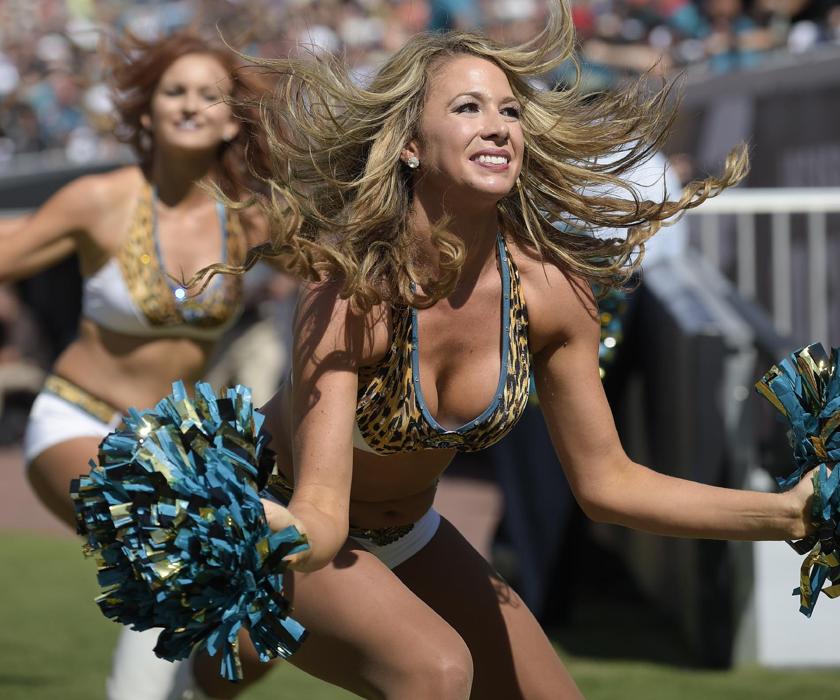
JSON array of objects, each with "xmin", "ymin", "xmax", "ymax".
[
  {"xmin": 260, "ymin": 497, "xmax": 311, "ymax": 569},
  {"xmin": 784, "ymin": 468, "xmax": 818, "ymax": 540}
]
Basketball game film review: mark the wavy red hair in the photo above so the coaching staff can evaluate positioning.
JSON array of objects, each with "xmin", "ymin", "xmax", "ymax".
[{"xmin": 109, "ymin": 31, "xmax": 270, "ymax": 198}]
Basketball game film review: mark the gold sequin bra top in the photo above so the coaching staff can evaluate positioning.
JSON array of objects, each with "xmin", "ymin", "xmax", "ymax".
[
  {"xmin": 353, "ymin": 233, "xmax": 532, "ymax": 454},
  {"xmin": 81, "ymin": 181, "xmax": 245, "ymax": 341}
]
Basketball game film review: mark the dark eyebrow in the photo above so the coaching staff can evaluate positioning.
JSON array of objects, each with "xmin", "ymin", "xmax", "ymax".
[
  {"xmin": 448, "ymin": 91, "xmax": 521, "ymax": 107},
  {"xmin": 160, "ymin": 80, "xmax": 223, "ymax": 90}
]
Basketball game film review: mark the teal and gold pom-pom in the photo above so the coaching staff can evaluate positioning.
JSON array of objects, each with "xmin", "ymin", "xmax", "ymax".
[
  {"xmin": 70, "ymin": 381, "xmax": 309, "ymax": 680},
  {"xmin": 757, "ymin": 343, "xmax": 840, "ymax": 616},
  {"xmin": 757, "ymin": 344, "xmax": 840, "ymax": 489}
]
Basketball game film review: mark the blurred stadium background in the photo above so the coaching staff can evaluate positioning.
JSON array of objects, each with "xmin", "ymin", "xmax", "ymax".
[{"xmin": 1, "ymin": 0, "xmax": 839, "ymax": 698}]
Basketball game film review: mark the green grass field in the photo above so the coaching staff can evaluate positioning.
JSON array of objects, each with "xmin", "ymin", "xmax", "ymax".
[{"xmin": 2, "ymin": 532, "xmax": 838, "ymax": 700}]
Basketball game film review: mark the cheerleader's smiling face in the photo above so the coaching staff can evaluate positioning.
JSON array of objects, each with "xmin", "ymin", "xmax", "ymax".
[
  {"xmin": 403, "ymin": 55, "xmax": 524, "ymax": 204},
  {"xmin": 142, "ymin": 53, "xmax": 240, "ymax": 154}
]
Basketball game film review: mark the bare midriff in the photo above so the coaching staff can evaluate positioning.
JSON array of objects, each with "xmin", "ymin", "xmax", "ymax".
[
  {"xmin": 270, "ymin": 382, "xmax": 455, "ymax": 530},
  {"xmin": 51, "ymin": 318, "xmax": 215, "ymax": 412}
]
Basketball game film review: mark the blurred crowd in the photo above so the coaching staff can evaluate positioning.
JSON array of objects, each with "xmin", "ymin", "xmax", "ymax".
[
  {"xmin": 0, "ymin": 0, "xmax": 839, "ymax": 163},
  {"xmin": 0, "ymin": 0, "xmax": 834, "ymax": 438}
]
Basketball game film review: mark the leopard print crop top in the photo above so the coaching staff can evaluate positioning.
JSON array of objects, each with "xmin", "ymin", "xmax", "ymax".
[{"xmin": 353, "ymin": 233, "xmax": 531, "ymax": 454}]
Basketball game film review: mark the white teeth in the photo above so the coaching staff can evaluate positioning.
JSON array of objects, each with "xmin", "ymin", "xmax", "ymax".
[
  {"xmin": 179, "ymin": 119, "xmax": 198, "ymax": 130},
  {"xmin": 476, "ymin": 154, "xmax": 508, "ymax": 165}
]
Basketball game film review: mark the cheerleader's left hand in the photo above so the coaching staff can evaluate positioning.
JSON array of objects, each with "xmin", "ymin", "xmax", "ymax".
[{"xmin": 261, "ymin": 497, "xmax": 311, "ymax": 569}]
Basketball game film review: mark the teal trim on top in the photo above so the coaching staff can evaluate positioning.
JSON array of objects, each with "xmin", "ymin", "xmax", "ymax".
[{"xmin": 410, "ymin": 232, "xmax": 511, "ymax": 436}]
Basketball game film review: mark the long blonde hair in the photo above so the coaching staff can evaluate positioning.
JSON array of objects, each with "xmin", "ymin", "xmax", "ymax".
[{"xmin": 201, "ymin": 0, "xmax": 746, "ymax": 310}]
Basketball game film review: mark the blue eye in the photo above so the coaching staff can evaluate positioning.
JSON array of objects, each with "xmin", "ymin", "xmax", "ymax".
[{"xmin": 502, "ymin": 106, "xmax": 521, "ymax": 119}]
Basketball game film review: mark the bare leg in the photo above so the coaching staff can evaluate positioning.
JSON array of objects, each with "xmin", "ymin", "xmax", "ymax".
[
  {"xmin": 394, "ymin": 517, "xmax": 583, "ymax": 700},
  {"xmin": 28, "ymin": 436, "xmax": 102, "ymax": 529},
  {"xmin": 192, "ymin": 630, "xmax": 277, "ymax": 699},
  {"xmin": 195, "ymin": 540, "xmax": 474, "ymax": 700},
  {"xmin": 29, "ymin": 437, "xmax": 189, "ymax": 700},
  {"xmin": 196, "ymin": 520, "xmax": 580, "ymax": 699}
]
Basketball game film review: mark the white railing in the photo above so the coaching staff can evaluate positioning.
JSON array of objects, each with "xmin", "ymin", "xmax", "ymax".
[{"xmin": 685, "ymin": 188, "xmax": 840, "ymax": 345}]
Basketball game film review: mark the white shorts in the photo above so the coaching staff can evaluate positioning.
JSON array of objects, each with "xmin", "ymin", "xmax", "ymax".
[
  {"xmin": 263, "ymin": 486, "xmax": 441, "ymax": 570},
  {"xmin": 351, "ymin": 508, "xmax": 441, "ymax": 570},
  {"xmin": 23, "ymin": 390, "xmax": 121, "ymax": 465}
]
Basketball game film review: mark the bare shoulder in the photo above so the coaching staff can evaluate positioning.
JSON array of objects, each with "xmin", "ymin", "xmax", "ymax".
[
  {"xmin": 20, "ymin": 165, "xmax": 140, "ymax": 244},
  {"xmin": 67, "ymin": 166, "xmax": 145, "ymax": 256},
  {"xmin": 64, "ymin": 166, "xmax": 142, "ymax": 215},
  {"xmin": 232, "ymin": 201, "xmax": 269, "ymax": 246},
  {"xmin": 295, "ymin": 280, "xmax": 391, "ymax": 367},
  {"xmin": 506, "ymin": 236, "xmax": 599, "ymax": 356}
]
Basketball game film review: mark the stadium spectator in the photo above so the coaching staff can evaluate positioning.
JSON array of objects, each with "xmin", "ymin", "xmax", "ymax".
[{"xmin": 3, "ymin": 0, "xmax": 840, "ymax": 166}]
